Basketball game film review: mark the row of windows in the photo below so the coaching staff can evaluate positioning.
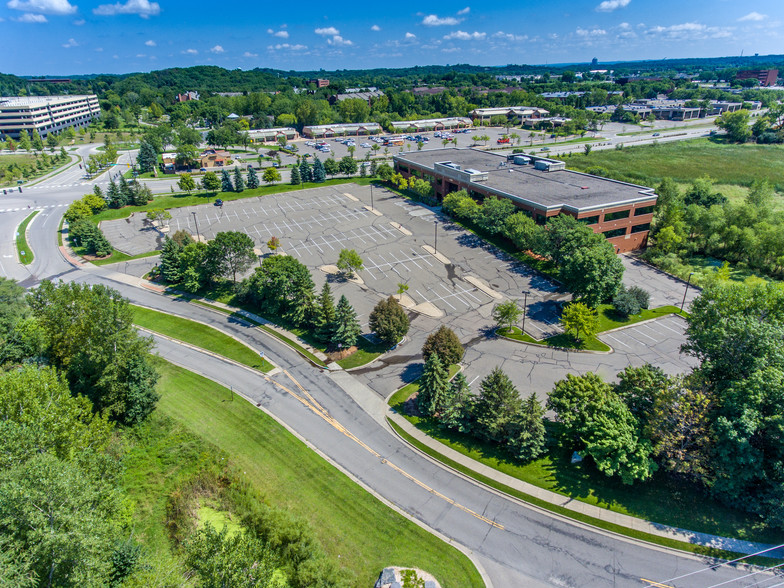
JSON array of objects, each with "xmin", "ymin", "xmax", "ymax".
[
  {"xmin": 602, "ymin": 224, "xmax": 651, "ymax": 239},
  {"xmin": 579, "ymin": 205, "xmax": 655, "ymax": 225}
]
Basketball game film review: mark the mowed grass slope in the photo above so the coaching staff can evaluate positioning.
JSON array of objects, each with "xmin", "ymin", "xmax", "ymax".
[
  {"xmin": 131, "ymin": 305, "xmax": 274, "ymax": 372},
  {"xmin": 155, "ymin": 361, "xmax": 484, "ymax": 588},
  {"xmin": 564, "ymin": 138, "xmax": 784, "ymax": 191}
]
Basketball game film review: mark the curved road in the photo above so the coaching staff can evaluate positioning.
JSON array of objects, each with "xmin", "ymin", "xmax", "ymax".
[{"xmin": 0, "ymin": 157, "xmax": 775, "ymax": 588}]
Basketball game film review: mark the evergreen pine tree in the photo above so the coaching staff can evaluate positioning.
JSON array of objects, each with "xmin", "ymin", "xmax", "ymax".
[
  {"xmin": 290, "ymin": 165, "xmax": 301, "ymax": 186},
  {"xmin": 233, "ymin": 167, "xmax": 245, "ymax": 192},
  {"xmin": 474, "ymin": 367, "xmax": 523, "ymax": 443},
  {"xmin": 439, "ymin": 372, "xmax": 474, "ymax": 432},
  {"xmin": 221, "ymin": 169, "xmax": 234, "ymax": 192},
  {"xmin": 107, "ymin": 178, "xmax": 122, "ymax": 208},
  {"xmin": 314, "ymin": 282, "xmax": 337, "ymax": 344},
  {"xmin": 299, "ymin": 160, "xmax": 312, "ymax": 183},
  {"xmin": 359, "ymin": 163, "xmax": 367, "ymax": 178},
  {"xmin": 369, "ymin": 160, "xmax": 377, "ymax": 177},
  {"xmin": 332, "ymin": 295, "xmax": 361, "ymax": 349},
  {"xmin": 312, "ymin": 157, "xmax": 326, "ymax": 183},
  {"xmin": 136, "ymin": 140, "xmax": 158, "ymax": 174},
  {"xmin": 159, "ymin": 237, "xmax": 184, "ymax": 283},
  {"xmin": 247, "ymin": 167, "xmax": 259, "ymax": 189},
  {"xmin": 504, "ymin": 393, "xmax": 547, "ymax": 462},
  {"xmin": 417, "ymin": 352, "xmax": 449, "ymax": 417}
]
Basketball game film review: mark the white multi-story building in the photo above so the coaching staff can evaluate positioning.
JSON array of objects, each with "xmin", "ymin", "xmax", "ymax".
[{"xmin": 0, "ymin": 94, "xmax": 100, "ymax": 139}]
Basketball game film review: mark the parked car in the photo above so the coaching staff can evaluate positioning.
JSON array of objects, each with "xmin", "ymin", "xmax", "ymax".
[{"xmin": 214, "ymin": 199, "xmax": 223, "ymax": 206}]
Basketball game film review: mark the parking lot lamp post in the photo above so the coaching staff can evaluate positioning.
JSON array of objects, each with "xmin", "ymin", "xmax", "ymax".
[
  {"xmin": 434, "ymin": 220, "xmax": 438, "ymax": 254},
  {"xmin": 680, "ymin": 273, "xmax": 694, "ymax": 312},
  {"xmin": 192, "ymin": 211, "xmax": 200, "ymax": 242},
  {"xmin": 370, "ymin": 182, "xmax": 374, "ymax": 212},
  {"xmin": 521, "ymin": 290, "xmax": 529, "ymax": 336}
]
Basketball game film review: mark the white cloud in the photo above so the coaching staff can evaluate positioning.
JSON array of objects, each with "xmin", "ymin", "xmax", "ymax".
[
  {"xmin": 95, "ymin": 46, "xmax": 103, "ymax": 51},
  {"xmin": 443, "ymin": 30, "xmax": 485, "ymax": 41},
  {"xmin": 738, "ymin": 11, "xmax": 766, "ymax": 22},
  {"xmin": 405, "ymin": 32, "xmax": 416, "ymax": 39},
  {"xmin": 243, "ymin": 51, "xmax": 258, "ymax": 57},
  {"xmin": 93, "ymin": 0, "xmax": 160, "ymax": 18},
  {"xmin": 327, "ymin": 35, "xmax": 352, "ymax": 46},
  {"xmin": 576, "ymin": 27, "xmax": 607, "ymax": 37},
  {"xmin": 7, "ymin": 0, "xmax": 76, "ymax": 14},
  {"xmin": 596, "ymin": 0, "xmax": 630, "ymax": 12},
  {"xmin": 135, "ymin": 53, "xmax": 145, "ymax": 57},
  {"xmin": 16, "ymin": 12, "xmax": 47, "ymax": 21},
  {"xmin": 145, "ymin": 39, "xmax": 156, "ymax": 46},
  {"xmin": 73, "ymin": 18, "xmax": 84, "ymax": 24},
  {"xmin": 646, "ymin": 22, "xmax": 733, "ymax": 40},
  {"xmin": 62, "ymin": 37, "xmax": 78, "ymax": 47},
  {"xmin": 181, "ymin": 48, "xmax": 197, "ymax": 54},
  {"xmin": 210, "ymin": 44, "xmax": 224, "ymax": 53},
  {"xmin": 267, "ymin": 28, "xmax": 288, "ymax": 38},
  {"xmin": 457, "ymin": 6, "xmax": 470, "ymax": 15},
  {"xmin": 314, "ymin": 26, "xmax": 339, "ymax": 36},
  {"xmin": 270, "ymin": 43, "xmax": 307, "ymax": 51},
  {"xmin": 422, "ymin": 14, "xmax": 460, "ymax": 26},
  {"xmin": 370, "ymin": 24, "xmax": 380, "ymax": 31},
  {"xmin": 492, "ymin": 31, "xmax": 527, "ymax": 42}
]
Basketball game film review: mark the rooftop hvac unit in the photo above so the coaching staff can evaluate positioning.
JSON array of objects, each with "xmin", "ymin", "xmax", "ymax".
[{"xmin": 513, "ymin": 155, "xmax": 531, "ymax": 165}]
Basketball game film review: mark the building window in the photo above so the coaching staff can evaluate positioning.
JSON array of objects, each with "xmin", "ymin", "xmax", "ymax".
[
  {"xmin": 604, "ymin": 209, "xmax": 630, "ymax": 221},
  {"xmin": 634, "ymin": 205, "xmax": 655, "ymax": 216},
  {"xmin": 631, "ymin": 223, "xmax": 650, "ymax": 234},
  {"xmin": 603, "ymin": 227, "xmax": 627, "ymax": 239},
  {"xmin": 578, "ymin": 215, "xmax": 600, "ymax": 225}
]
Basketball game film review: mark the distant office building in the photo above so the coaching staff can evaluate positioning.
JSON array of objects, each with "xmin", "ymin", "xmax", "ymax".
[
  {"xmin": 331, "ymin": 89, "xmax": 385, "ymax": 105},
  {"xmin": 470, "ymin": 106, "xmax": 549, "ymax": 124},
  {"xmin": 245, "ymin": 127, "xmax": 299, "ymax": 143},
  {"xmin": 0, "ymin": 94, "xmax": 100, "ymax": 139},
  {"xmin": 175, "ymin": 91, "xmax": 200, "ymax": 102},
  {"xmin": 302, "ymin": 122, "xmax": 382, "ymax": 138},
  {"xmin": 394, "ymin": 148, "xmax": 657, "ymax": 253},
  {"xmin": 308, "ymin": 78, "xmax": 330, "ymax": 88},
  {"xmin": 390, "ymin": 117, "xmax": 472, "ymax": 132},
  {"xmin": 736, "ymin": 69, "xmax": 779, "ymax": 87}
]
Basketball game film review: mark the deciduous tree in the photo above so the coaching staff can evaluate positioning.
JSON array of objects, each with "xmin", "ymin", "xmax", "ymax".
[{"xmin": 369, "ymin": 296, "xmax": 409, "ymax": 348}]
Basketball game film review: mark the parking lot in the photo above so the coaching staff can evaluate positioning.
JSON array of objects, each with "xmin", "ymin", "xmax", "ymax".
[{"xmin": 102, "ymin": 183, "xmax": 695, "ymax": 399}]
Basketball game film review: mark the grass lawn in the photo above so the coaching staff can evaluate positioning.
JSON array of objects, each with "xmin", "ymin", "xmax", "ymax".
[
  {"xmin": 387, "ymin": 401, "xmax": 783, "ymax": 547},
  {"xmin": 1, "ymin": 153, "xmax": 71, "ymax": 187},
  {"xmin": 131, "ymin": 304, "xmax": 274, "ymax": 372},
  {"xmin": 15, "ymin": 210, "xmax": 38, "ymax": 264},
  {"xmin": 595, "ymin": 304, "xmax": 685, "ymax": 332},
  {"xmin": 562, "ymin": 137, "xmax": 784, "ymax": 191},
  {"xmin": 154, "ymin": 361, "xmax": 484, "ymax": 588},
  {"xmin": 498, "ymin": 326, "xmax": 611, "ymax": 352}
]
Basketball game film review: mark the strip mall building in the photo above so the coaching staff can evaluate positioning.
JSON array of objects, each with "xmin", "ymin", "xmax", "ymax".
[{"xmin": 393, "ymin": 148, "xmax": 657, "ymax": 253}]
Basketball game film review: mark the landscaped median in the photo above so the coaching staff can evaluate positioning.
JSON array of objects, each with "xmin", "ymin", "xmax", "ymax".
[
  {"xmin": 497, "ymin": 304, "xmax": 687, "ymax": 353},
  {"xmin": 131, "ymin": 304, "xmax": 275, "ymax": 373},
  {"xmin": 15, "ymin": 210, "xmax": 38, "ymax": 265},
  {"xmin": 386, "ymin": 376, "xmax": 781, "ymax": 563}
]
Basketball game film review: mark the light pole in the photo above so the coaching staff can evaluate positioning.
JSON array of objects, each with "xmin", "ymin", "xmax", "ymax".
[
  {"xmin": 680, "ymin": 272, "xmax": 694, "ymax": 312},
  {"xmin": 370, "ymin": 182, "xmax": 374, "ymax": 212},
  {"xmin": 521, "ymin": 290, "xmax": 529, "ymax": 335},
  {"xmin": 434, "ymin": 219, "xmax": 438, "ymax": 254},
  {"xmin": 192, "ymin": 211, "xmax": 200, "ymax": 242}
]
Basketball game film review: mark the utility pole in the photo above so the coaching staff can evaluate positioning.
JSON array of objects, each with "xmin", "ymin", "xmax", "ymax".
[
  {"xmin": 680, "ymin": 273, "xmax": 694, "ymax": 312},
  {"xmin": 434, "ymin": 220, "xmax": 438, "ymax": 254},
  {"xmin": 521, "ymin": 290, "xmax": 529, "ymax": 336},
  {"xmin": 192, "ymin": 211, "xmax": 200, "ymax": 242}
]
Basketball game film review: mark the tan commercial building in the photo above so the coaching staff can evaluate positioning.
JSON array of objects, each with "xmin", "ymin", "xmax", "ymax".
[
  {"xmin": 0, "ymin": 94, "xmax": 100, "ymax": 139},
  {"xmin": 394, "ymin": 148, "xmax": 657, "ymax": 253}
]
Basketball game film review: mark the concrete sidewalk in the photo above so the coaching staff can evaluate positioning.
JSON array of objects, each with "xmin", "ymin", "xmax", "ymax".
[{"xmin": 386, "ymin": 407, "xmax": 783, "ymax": 559}]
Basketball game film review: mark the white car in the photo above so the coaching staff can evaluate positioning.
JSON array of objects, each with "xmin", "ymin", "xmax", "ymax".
[{"xmin": 360, "ymin": 142, "xmax": 371, "ymax": 148}]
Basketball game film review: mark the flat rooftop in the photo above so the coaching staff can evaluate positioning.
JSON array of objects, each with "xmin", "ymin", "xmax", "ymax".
[
  {"xmin": 0, "ymin": 95, "xmax": 97, "ymax": 107},
  {"xmin": 395, "ymin": 148, "xmax": 656, "ymax": 213}
]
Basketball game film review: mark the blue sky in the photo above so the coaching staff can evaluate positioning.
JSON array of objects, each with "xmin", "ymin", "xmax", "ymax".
[{"xmin": 2, "ymin": 0, "xmax": 783, "ymax": 75}]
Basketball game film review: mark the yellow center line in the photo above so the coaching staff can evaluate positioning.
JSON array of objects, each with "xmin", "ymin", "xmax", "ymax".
[
  {"xmin": 640, "ymin": 579, "xmax": 675, "ymax": 588},
  {"xmin": 263, "ymin": 371, "xmax": 504, "ymax": 531}
]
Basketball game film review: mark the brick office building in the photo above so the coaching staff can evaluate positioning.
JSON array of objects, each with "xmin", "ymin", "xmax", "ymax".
[
  {"xmin": 393, "ymin": 148, "xmax": 657, "ymax": 253},
  {"xmin": 736, "ymin": 69, "xmax": 779, "ymax": 87}
]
